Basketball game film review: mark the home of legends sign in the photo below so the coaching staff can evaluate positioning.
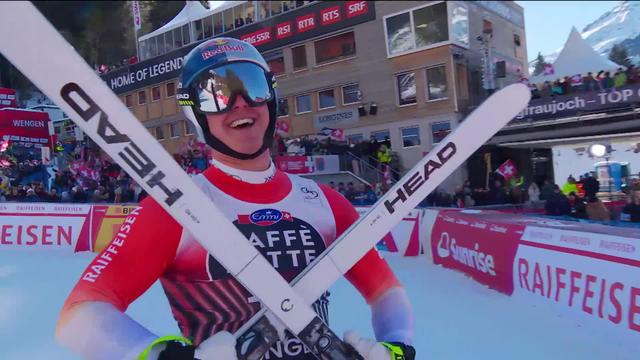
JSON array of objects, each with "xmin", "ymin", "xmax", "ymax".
[{"xmin": 102, "ymin": 1, "xmax": 375, "ymax": 94}]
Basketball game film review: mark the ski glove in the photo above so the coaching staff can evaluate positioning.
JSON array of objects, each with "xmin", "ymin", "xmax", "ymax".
[
  {"xmin": 344, "ymin": 331, "xmax": 415, "ymax": 360},
  {"xmin": 141, "ymin": 331, "xmax": 237, "ymax": 360}
]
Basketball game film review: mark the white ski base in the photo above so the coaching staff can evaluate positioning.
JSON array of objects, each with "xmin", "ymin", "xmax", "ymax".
[{"xmin": 1, "ymin": 251, "xmax": 636, "ymax": 360}]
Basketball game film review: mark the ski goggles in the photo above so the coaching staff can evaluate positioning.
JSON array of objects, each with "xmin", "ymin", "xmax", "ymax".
[{"xmin": 182, "ymin": 62, "xmax": 274, "ymax": 114}]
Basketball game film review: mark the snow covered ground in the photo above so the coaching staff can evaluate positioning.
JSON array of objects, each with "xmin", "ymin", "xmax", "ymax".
[{"xmin": 0, "ymin": 250, "xmax": 633, "ymax": 360}]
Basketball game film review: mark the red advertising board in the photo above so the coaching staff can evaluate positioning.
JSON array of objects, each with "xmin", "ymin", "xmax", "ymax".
[
  {"xmin": 275, "ymin": 155, "xmax": 312, "ymax": 174},
  {"xmin": 0, "ymin": 108, "xmax": 54, "ymax": 148},
  {"xmin": 0, "ymin": 88, "xmax": 17, "ymax": 109},
  {"xmin": 430, "ymin": 210, "xmax": 522, "ymax": 295}
]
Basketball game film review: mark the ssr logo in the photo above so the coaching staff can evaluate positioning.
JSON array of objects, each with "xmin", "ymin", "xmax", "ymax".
[{"xmin": 238, "ymin": 209, "xmax": 293, "ymax": 226}]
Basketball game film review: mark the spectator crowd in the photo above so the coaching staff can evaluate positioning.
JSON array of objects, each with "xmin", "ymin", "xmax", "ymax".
[{"xmin": 528, "ymin": 65, "xmax": 640, "ymax": 99}]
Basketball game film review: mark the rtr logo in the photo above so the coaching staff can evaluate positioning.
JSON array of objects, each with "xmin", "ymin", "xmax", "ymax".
[{"xmin": 238, "ymin": 209, "xmax": 293, "ymax": 226}]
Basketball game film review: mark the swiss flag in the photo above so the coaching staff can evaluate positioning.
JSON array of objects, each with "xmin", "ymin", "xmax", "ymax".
[
  {"xmin": 496, "ymin": 159, "xmax": 518, "ymax": 181},
  {"xmin": 330, "ymin": 128, "xmax": 344, "ymax": 141}
]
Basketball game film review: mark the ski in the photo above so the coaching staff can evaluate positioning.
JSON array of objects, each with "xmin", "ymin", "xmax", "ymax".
[
  {"xmin": 233, "ymin": 84, "xmax": 531, "ymax": 358},
  {"xmin": 0, "ymin": 3, "xmax": 360, "ymax": 360}
]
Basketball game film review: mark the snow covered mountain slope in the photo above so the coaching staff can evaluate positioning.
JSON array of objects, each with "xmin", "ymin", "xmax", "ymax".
[{"xmin": 529, "ymin": 1, "xmax": 640, "ymax": 70}]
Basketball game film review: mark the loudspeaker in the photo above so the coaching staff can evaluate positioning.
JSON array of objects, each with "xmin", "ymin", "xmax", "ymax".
[
  {"xmin": 358, "ymin": 105, "xmax": 367, "ymax": 116},
  {"xmin": 369, "ymin": 102, "xmax": 378, "ymax": 115},
  {"xmin": 495, "ymin": 61, "xmax": 506, "ymax": 78}
]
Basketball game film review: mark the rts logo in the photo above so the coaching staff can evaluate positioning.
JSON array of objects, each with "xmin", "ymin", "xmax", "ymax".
[{"xmin": 238, "ymin": 209, "xmax": 293, "ymax": 226}]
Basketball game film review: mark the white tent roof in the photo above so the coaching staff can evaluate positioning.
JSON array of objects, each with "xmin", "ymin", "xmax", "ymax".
[
  {"xmin": 529, "ymin": 27, "xmax": 621, "ymax": 84},
  {"xmin": 139, "ymin": 1, "xmax": 246, "ymax": 42}
]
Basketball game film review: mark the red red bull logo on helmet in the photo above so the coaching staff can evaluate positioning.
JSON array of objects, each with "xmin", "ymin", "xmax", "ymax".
[
  {"xmin": 238, "ymin": 209, "xmax": 293, "ymax": 226},
  {"xmin": 201, "ymin": 44, "xmax": 245, "ymax": 61}
]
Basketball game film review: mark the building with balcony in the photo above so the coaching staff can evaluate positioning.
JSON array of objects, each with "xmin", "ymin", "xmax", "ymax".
[{"xmin": 101, "ymin": 0, "xmax": 527, "ymax": 191}]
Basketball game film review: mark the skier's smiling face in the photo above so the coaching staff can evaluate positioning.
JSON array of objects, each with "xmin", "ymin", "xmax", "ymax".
[{"xmin": 205, "ymin": 96, "xmax": 269, "ymax": 155}]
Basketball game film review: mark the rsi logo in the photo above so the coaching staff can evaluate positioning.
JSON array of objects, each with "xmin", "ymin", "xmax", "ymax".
[
  {"xmin": 437, "ymin": 232, "xmax": 496, "ymax": 276},
  {"xmin": 384, "ymin": 142, "xmax": 456, "ymax": 214}
]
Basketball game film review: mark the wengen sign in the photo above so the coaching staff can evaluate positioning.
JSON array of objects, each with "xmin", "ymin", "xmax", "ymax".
[{"xmin": 513, "ymin": 83, "xmax": 640, "ymax": 122}]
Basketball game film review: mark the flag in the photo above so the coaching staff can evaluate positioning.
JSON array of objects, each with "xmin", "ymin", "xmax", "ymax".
[
  {"xmin": 496, "ymin": 159, "xmax": 517, "ymax": 181},
  {"xmin": 132, "ymin": 1, "xmax": 142, "ymax": 31},
  {"xmin": 570, "ymin": 74, "xmax": 582, "ymax": 85},
  {"xmin": 330, "ymin": 128, "xmax": 344, "ymax": 141}
]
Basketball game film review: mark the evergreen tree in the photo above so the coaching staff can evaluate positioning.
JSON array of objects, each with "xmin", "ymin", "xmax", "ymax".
[
  {"xmin": 532, "ymin": 52, "xmax": 548, "ymax": 76},
  {"xmin": 608, "ymin": 44, "xmax": 633, "ymax": 68}
]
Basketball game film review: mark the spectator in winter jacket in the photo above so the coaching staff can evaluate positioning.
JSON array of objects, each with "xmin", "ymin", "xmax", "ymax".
[
  {"xmin": 613, "ymin": 68, "xmax": 627, "ymax": 88},
  {"xmin": 545, "ymin": 185, "xmax": 571, "ymax": 216},
  {"xmin": 561, "ymin": 176, "xmax": 579, "ymax": 196},
  {"xmin": 582, "ymin": 72, "xmax": 596, "ymax": 92},
  {"xmin": 567, "ymin": 192, "xmax": 587, "ymax": 219},
  {"xmin": 487, "ymin": 179, "xmax": 509, "ymax": 205},
  {"xmin": 582, "ymin": 173, "xmax": 600, "ymax": 199},
  {"xmin": 602, "ymin": 72, "xmax": 614, "ymax": 89},
  {"xmin": 621, "ymin": 190, "xmax": 640, "ymax": 222},
  {"xmin": 586, "ymin": 195, "xmax": 610, "ymax": 222},
  {"xmin": 540, "ymin": 179, "xmax": 556, "ymax": 201}
]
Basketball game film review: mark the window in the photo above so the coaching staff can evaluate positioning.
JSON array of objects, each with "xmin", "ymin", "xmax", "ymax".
[
  {"xmin": 347, "ymin": 133, "xmax": 363, "ymax": 145},
  {"xmin": 242, "ymin": 3, "xmax": 255, "ymax": 24},
  {"xmin": 166, "ymin": 82, "xmax": 176, "ymax": 98},
  {"xmin": 233, "ymin": 5, "xmax": 246, "ymax": 28},
  {"xmin": 213, "ymin": 13, "xmax": 223, "ymax": 34},
  {"xmin": 314, "ymin": 32, "xmax": 356, "ymax": 65},
  {"xmin": 292, "ymin": 45, "xmax": 307, "ymax": 71},
  {"xmin": 384, "ymin": 2, "xmax": 450, "ymax": 57},
  {"xmin": 170, "ymin": 122, "xmax": 180, "ymax": 138},
  {"xmin": 182, "ymin": 24, "xmax": 191, "ymax": 45},
  {"xmin": 155, "ymin": 126, "xmax": 165, "ymax": 140},
  {"xmin": 204, "ymin": 15, "xmax": 213, "ymax": 38},
  {"xmin": 401, "ymin": 127, "xmax": 421, "ymax": 147},
  {"xmin": 125, "ymin": 94, "xmax": 133, "ymax": 108},
  {"xmin": 138, "ymin": 90, "xmax": 147, "ymax": 105},
  {"xmin": 184, "ymin": 120, "xmax": 196, "ymax": 135},
  {"xmin": 148, "ymin": 37, "xmax": 157, "ymax": 58},
  {"xmin": 164, "ymin": 31, "xmax": 174, "ymax": 53},
  {"xmin": 426, "ymin": 65, "xmax": 448, "ymax": 100},
  {"xmin": 260, "ymin": 2, "xmax": 270, "ymax": 20},
  {"xmin": 265, "ymin": 50, "xmax": 285, "ymax": 76},
  {"xmin": 413, "ymin": 2, "xmax": 448, "ymax": 48},
  {"xmin": 385, "ymin": 12, "xmax": 413, "ymax": 55},
  {"xmin": 283, "ymin": 1, "xmax": 295, "ymax": 12},
  {"xmin": 173, "ymin": 27, "xmax": 183, "ymax": 48},
  {"xmin": 151, "ymin": 86, "xmax": 161, "ymax": 102},
  {"xmin": 295, "ymin": 94, "xmax": 311, "ymax": 114},
  {"xmin": 269, "ymin": 1, "xmax": 282, "ymax": 17},
  {"xmin": 194, "ymin": 19, "xmax": 203, "ymax": 40},
  {"xmin": 318, "ymin": 89, "xmax": 335, "ymax": 110},
  {"xmin": 431, "ymin": 121, "xmax": 451, "ymax": 144},
  {"xmin": 450, "ymin": 2, "xmax": 469, "ymax": 47},
  {"xmin": 342, "ymin": 84, "xmax": 360, "ymax": 105},
  {"xmin": 372, "ymin": 130, "xmax": 390, "ymax": 143},
  {"xmin": 278, "ymin": 98, "xmax": 289, "ymax": 117},
  {"xmin": 396, "ymin": 72, "xmax": 416, "ymax": 106},
  {"xmin": 223, "ymin": 8, "xmax": 234, "ymax": 32}
]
